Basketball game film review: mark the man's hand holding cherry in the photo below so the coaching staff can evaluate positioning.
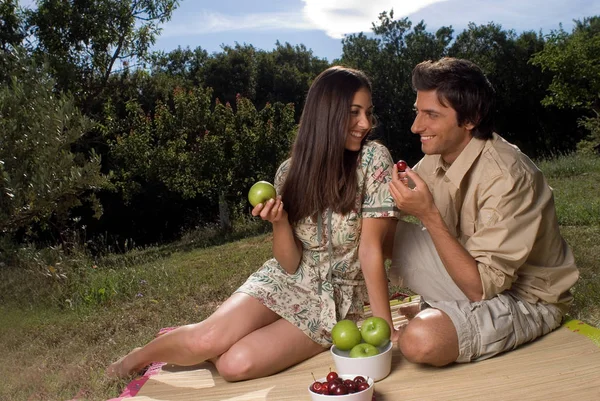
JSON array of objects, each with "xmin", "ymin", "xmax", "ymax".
[{"xmin": 390, "ymin": 163, "xmax": 438, "ymax": 225}]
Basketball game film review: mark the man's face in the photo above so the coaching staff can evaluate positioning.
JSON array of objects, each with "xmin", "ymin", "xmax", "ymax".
[{"xmin": 411, "ymin": 90, "xmax": 474, "ymax": 164}]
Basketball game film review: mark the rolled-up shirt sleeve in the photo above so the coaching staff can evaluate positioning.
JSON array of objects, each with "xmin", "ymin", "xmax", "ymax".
[{"xmin": 465, "ymin": 169, "xmax": 547, "ymax": 300}]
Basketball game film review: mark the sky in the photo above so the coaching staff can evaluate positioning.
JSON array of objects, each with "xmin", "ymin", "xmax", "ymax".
[
  {"xmin": 152, "ymin": 0, "xmax": 600, "ymax": 61},
  {"xmin": 19, "ymin": 0, "xmax": 600, "ymax": 61}
]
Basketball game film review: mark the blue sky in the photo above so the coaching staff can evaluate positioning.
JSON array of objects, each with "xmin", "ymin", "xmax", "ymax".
[
  {"xmin": 21, "ymin": 0, "xmax": 600, "ymax": 61},
  {"xmin": 154, "ymin": 0, "xmax": 600, "ymax": 60}
]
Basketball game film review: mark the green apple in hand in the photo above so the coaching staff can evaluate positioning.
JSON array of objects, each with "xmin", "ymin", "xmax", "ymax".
[
  {"xmin": 331, "ymin": 319, "xmax": 362, "ymax": 351},
  {"xmin": 360, "ymin": 317, "xmax": 391, "ymax": 347},
  {"xmin": 248, "ymin": 181, "xmax": 277, "ymax": 207},
  {"xmin": 349, "ymin": 342, "xmax": 379, "ymax": 358}
]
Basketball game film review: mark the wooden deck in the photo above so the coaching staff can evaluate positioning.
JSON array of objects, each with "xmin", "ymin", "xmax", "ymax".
[{"xmin": 119, "ymin": 300, "xmax": 600, "ymax": 400}]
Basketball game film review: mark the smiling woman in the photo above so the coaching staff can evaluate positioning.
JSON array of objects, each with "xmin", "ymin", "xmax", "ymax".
[{"xmin": 107, "ymin": 65, "xmax": 401, "ymax": 383}]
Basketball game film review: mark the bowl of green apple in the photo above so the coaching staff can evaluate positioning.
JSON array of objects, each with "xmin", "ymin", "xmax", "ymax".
[{"xmin": 330, "ymin": 317, "xmax": 393, "ymax": 382}]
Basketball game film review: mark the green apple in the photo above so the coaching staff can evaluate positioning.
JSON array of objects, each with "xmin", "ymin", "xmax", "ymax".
[
  {"xmin": 248, "ymin": 181, "xmax": 277, "ymax": 207},
  {"xmin": 360, "ymin": 317, "xmax": 391, "ymax": 347},
  {"xmin": 349, "ymin": 342, "xmax": 379, "ymax": 358},
  {"xmin": 331, "ymin": 319, "xmax": 362, "ymax": 351}
]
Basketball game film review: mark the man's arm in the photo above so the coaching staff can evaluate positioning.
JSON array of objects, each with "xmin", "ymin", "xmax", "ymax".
[
  {"xmin": 389, "ymin": 165, "xmax": 483, "ymax": 301},
  {"xmin": 464, "ymin": 170, "xmax": 545, "ymax": 299}
]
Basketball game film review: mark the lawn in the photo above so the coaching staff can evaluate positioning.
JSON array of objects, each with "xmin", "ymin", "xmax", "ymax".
[{"xmin": 0, "ymin": 153, "xmax": 598, "ymax": 401}]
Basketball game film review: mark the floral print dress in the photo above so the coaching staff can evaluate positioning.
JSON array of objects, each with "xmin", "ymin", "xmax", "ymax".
[{"xmin": 235, "ymin": 141, "xmax": 400, "ymax": 347}]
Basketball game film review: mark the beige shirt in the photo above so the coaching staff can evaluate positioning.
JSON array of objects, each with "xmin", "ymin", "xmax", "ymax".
[{"xmin": 413, "ymin": 133, "xmax": 579, "ymax": 311}]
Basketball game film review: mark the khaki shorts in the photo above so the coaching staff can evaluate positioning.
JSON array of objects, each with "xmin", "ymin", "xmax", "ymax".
[{"xmin": 391, "ymin": 221, "xmax": 564, "ymax": 362}]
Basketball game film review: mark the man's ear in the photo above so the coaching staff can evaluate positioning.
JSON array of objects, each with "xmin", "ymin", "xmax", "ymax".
[
  {"xmin": 464, "ymin": 121, "xmax": 476, "ymax": 131},
  {"xmin": 461, "ymin": 117, "xmax": 477, "ymax": 132}
]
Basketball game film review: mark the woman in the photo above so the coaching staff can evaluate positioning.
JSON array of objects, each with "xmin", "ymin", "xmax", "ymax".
[{"xmin": 108, "ymin": 66, "xmax": 400, "ymax": 381}]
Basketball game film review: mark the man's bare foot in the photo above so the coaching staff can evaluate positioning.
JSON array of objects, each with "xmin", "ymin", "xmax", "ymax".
[
  {"xmin": 107, "ymin": 347, "xmax": 143, "ymax": 378},
  {"xmin": 398, "ymin": 303, "xmax": 420, "ymax": 320}
]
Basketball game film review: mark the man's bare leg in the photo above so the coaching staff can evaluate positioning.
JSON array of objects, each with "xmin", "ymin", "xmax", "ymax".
[{"xmin": 398, "ymin": 308, "xmax": 459, "ymax": 366}]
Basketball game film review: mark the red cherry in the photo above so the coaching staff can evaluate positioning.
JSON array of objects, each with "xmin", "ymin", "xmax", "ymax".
[
  {"xmin": 328, "ymin": 380, "xmax": 339, "ymax": 393},
  {"xmin": 396, "ymin": 160, "xmax": 408, "ymax": 171},
  {"xmin": 326, "ymin": 371, "xmax": 338, "ymax": 383},
  {"xmin": 333, "ymin": 384, "xmax": 349, "ymax": 395},
  {"xmin": 310, "ymin": 381, "xmax": 325, "ymax": 393},
  {"xmin": 344, "ymin": 379, "xmax": 357, "ymax": 393},
  {"xmin": 357, "ymin": 381, "xmax": 370, "ymax": 392},
  {"xmin": 353, "ymin": 375, "xmax": 367, "ymax": 384}
]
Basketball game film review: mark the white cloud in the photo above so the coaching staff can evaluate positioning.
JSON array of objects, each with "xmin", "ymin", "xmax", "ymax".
[
  {"xmin": 161, "ymin": 10, "xmax": 316, "ymax": 37},
  {"xmin": 408, "ymin": 0, "xmax": 600, "ymax": 34},
  {"xmin": 161, "ymin": 1, "xmax": 451, "ymax": 39},
  {"xmin": 301, "ymin": 0, "xmax": 450, "ymax": 38}
]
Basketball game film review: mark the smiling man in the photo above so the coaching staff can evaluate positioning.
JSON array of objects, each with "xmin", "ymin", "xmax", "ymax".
[{"xmin": 388, "ymin": 57, "xmax": 579, "ymax": 366}]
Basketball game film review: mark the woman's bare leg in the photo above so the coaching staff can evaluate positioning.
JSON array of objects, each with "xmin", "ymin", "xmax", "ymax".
[
  {"xmin": 107, "ymin": 293, "xmax": 280, "ymax": 377},
  {"xmin": 213, "ymin": 317, "xmax": 326, "ymax": 381}
]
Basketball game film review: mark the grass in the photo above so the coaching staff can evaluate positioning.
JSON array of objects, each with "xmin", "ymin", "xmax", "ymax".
[{"xmin": 0, "ymin": 153, "xmax": 599, "ymax": 401}]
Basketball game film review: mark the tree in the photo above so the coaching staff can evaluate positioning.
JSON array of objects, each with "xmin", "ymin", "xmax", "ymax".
[
  {"xmin": 203, "ymin": 43, "xmax": 258, "ymax": 108},
  {"xmin": 0, "ymin": 49, "xmax": 106, "ymax": 242},
  {"xmin": 26, "ymin": 0, "xmax": 179, "ymax": 113},
  {"xmin": 0, "ymin": 0, "xmax": 25, "ymax": 54},
  {"xmin": 149, "ymin": 45, "xmax": 209, "ymax": 90},
  {"xmin": 103, "ymin": 85, "xmax": 296, "ymax": 236},
  {"xmin": 531, "ymin": 17, "xmax": 600, "ymax": 153},
  {"xmin": 254, "ymin": 41, "xmax": 329, "ymax": 118}
]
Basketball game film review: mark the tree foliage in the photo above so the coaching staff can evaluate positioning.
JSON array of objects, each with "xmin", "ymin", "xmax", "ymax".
[
  {"xmin": 531, "ymin": 17, "xmax": 600, "ymax": 153},
  {"xmin": 102, "ymin": 85, "xmax": 296, "ymax": 234},
  {"xmin": 1, "ymin": 2, "xmax": 598, "ymax": 251},
  {"xmin": 0, "ymin": 0, "xmax": 25, "ymax": 53},
  {"xmin": 26, "ymin": 0, "xmax": 179, "ymax": 112},
  {"xmin": 0, "ymin": 50, "xmax": 107, "ymax": 239}
]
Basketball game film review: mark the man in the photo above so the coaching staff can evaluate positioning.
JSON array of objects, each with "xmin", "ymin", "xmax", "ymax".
[{"xmin": 388, "ymin": 57, "xmax": 579, "ymax": 366}]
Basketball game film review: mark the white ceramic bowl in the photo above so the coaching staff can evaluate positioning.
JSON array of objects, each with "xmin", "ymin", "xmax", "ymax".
[
  {"xmin": 330, "ymin": 341, "xmax": 393, "ymax": 382},
  {"xmin": 308, "ymin": 374, "xmax": 375, "ymax": 401}
]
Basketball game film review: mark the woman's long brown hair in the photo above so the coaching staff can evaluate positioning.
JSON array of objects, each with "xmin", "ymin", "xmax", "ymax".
[{"xmin": 282, "ymin": 66, "xmax": 373, "ymax": 224}]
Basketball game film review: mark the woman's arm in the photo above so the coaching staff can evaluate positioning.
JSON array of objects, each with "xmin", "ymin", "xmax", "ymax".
[
  {"xmin": 252, "ymin": 196, "xmax": 302, "ymax": 274},
  {"xmin": 359, "ymin": 217, "xmax": 398, "ymax": 338}
]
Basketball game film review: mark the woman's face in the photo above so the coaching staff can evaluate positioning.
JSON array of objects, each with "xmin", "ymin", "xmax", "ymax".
[{"xmin": 344, "ymin": 87, "xmax": 373, "ymax": 151}]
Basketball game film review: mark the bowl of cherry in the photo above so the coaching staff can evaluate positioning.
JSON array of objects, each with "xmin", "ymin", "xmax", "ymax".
[{"xmin": 308, "ymin": 370, "xmax": 375, "ymax": 401}]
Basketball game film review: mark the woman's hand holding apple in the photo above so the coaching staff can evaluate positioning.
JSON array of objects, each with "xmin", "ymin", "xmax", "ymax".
[{"xmin": 251, "ymin": 196, "xmax": 287, "ymax": 224}]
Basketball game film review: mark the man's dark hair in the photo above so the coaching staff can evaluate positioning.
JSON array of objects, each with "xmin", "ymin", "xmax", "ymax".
[{"xmin": 412, "ymin": 57, "xmax": 496, "ymax": 139}]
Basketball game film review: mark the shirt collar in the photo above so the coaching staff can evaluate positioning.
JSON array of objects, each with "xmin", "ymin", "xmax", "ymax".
[{"xmin": 435, "ymin": 136, "xmax": 487, "ymax": 187}]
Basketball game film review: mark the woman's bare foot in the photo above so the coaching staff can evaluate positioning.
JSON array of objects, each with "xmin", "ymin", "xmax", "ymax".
[{"xmin": 107, "ymin": 347, "xmax": 143, "ymax": 378}]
